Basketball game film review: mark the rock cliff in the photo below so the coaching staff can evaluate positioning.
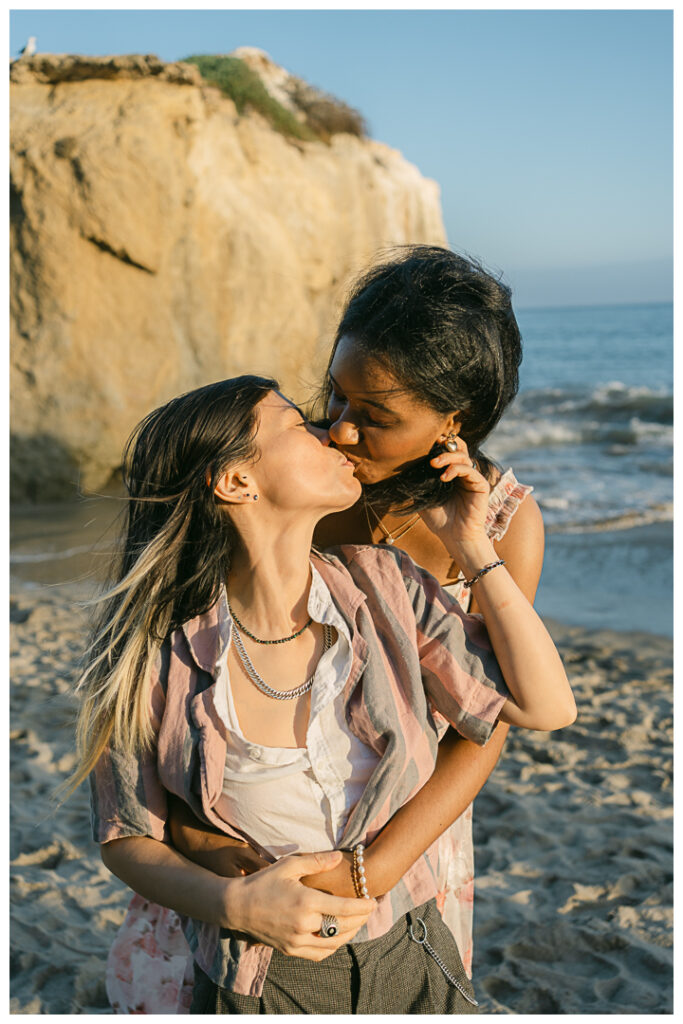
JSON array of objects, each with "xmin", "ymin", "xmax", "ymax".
[{"xmin": 10, "ymin": 52, "xmax": 446, "ymax": 499}]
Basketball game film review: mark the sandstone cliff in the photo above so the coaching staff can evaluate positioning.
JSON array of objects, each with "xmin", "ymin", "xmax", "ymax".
[{"xmin": 10, "ymin": 52, "xmax": 446, "ymax": 499}]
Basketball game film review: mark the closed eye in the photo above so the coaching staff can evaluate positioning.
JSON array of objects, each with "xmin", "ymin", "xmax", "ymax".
[{"xmin": 329, "ymin": 387, "xmax": 387, "ymax": 428}]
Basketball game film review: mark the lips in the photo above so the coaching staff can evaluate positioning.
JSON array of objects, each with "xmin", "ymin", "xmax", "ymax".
[{"xmin": 339, "ymin": 452, "xmax": 361, "ymax": 467}]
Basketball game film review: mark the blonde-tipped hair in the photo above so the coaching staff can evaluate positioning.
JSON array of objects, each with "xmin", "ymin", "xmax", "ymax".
[{"xmin": 66, "ymin": 375, "xmax": 277, "ymax": 794}]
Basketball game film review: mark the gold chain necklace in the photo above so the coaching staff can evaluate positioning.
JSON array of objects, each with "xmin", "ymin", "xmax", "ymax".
[{"xmin": 363, "ymin": 497, "xmax": 421, "ymax": 546}]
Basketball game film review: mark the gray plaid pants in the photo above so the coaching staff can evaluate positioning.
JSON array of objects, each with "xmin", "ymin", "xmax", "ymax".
[{"xmin": 190, "ymin": 898, "xmax": 478, "ymax": 1014}]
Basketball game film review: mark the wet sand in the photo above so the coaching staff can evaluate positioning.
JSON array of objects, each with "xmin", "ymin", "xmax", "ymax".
[{"xmin": 10, "ymin": 588, "xmax": 672, "ymax": 1014}]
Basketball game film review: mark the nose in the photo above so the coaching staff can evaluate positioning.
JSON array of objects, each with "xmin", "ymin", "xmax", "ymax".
[
  {"xmin": 328, "ymin": 415, "xmax": 360, "ymax": 447},
  {"xmin": 308, "ymin": 423, "xmax": 331, "ymax": 446}
]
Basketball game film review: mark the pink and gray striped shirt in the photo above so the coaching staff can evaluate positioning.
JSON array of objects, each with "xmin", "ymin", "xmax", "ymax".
[{"xmin": 90, "ymin": 543, "xmax": 509, "ymax": 997}]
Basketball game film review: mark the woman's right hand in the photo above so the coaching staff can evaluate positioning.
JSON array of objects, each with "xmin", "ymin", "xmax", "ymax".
[{"xmin": 225, "ymin": 850, "xmax": 377, "ymax": 961}]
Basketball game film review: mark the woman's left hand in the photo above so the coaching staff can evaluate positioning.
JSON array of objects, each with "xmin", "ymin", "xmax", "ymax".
[{"xmin": 421, "ymin": 437, "xmax": 491, "ymax": 553}]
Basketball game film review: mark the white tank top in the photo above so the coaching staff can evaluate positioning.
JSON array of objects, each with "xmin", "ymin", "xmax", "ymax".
[{"xmin": 212, "ymin": 566, "xmax": 380, "ymax": 859}]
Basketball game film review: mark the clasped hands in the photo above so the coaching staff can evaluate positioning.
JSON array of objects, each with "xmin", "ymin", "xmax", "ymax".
[{"xmin": 169, "ymin": 806, "xmax": 376, "ymax": 961}]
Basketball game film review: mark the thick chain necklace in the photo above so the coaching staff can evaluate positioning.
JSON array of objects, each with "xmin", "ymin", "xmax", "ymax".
[
  {"xmin": 226, "ymin": 594, "xmax": 313, "ymax": 645},
  {"xmin": 231, "ymin": 622, "xmax": 334, "ymax": 701},
  {"xmin": 363, "ymin": 497, "xmax": 421, "ymax": 546}
]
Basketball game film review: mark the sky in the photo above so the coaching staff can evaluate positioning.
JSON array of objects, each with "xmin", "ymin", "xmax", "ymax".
[{"xmin": 9, "ymin": 8, "xmax": 673, "ymax": 308}]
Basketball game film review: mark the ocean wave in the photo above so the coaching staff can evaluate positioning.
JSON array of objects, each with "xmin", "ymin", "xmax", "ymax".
[
  {"xmin": 490, "ymin": 380, "xmax": 673, "ymax": 456},
  {"xmin": 512, "ymin": 381, "xmax": 672, "ymax": 425},
  {"xmin": 545, "ymin": 502, "xmax": 673, "ymax": 535},
  {"xmin": 10, "ymin": 542, "xmax": 113, "ymax": 564},
  {"xmin": 490, "ymin": 417, "xmax": 671, "ymax": 455}
]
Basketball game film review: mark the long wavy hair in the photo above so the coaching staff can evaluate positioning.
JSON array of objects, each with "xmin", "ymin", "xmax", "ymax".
[
  {"xmin": 67, "ymin": 375, "xmax": 277, "ymax": 792},
  {"xmin": 318, "ymin": 245, "xmax": 523, "ymax": 514}
]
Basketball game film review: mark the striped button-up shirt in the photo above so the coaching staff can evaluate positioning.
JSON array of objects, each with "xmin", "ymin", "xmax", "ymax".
[{"xmin": 90, "ymin": 543, "xmax": 508, "ymax": 997}]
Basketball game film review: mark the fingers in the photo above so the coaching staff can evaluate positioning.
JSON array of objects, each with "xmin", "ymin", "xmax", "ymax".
[
  {"xmin": 431, "ymin": 456, "xmax": 487, "ymax": 488},
  {"xmin": 313, "ymin": 892, "xmax": 377, "ymax": 918},
  {"xmin": 277, "ymin": 850, "xmax": 343, "ymax": 879},
  {"xmin": 280, "ymin": 916, "xmax": 372, "ymax": 962},
  {"xmin": 431, "ymin": 438, "xmax": 480, "ymax": 482},
  {"xmin": 298, "ymin": 908, "xmax": 374, "ymax": 936},
  {"xmin": 236, "ymin": 851, "xmax": 270, "ymax": 874}
]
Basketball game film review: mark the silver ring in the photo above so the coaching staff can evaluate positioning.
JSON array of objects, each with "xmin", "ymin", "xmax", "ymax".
[{"xmin": 320, "ymin": 914, "xmax": 339, "ymax": 938}]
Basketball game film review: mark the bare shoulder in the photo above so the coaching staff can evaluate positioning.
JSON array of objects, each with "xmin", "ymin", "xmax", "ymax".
[
  {"xmin": 470, "ymin": 488, "xmax": 544, "ymax": 611},
  {"xmin": 492, "ymin": 494, "xmax": 544, "ymax": 603},
  {"xmin": 496, "ymin": 492, "xmax": 545, "ymax": 556}
]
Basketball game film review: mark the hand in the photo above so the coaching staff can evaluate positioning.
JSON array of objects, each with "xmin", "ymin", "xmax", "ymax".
[
  {"xmin": 167, "ymin": 794, "xmax": 271, "ymax": 878},
  {"xmin": 227, "ymin": 850, "xmax": 377, "ymax": 961},
  {"xmin": 301, "ymin": 849, "xmax": 356, "ymax": 898},
  {"xmin": 421, "ymin": 436, "xmax": 491, "ymax": 557},
  {"xmin": 211, "ymin": 839, "xmax": 270, "ymax": 878}
]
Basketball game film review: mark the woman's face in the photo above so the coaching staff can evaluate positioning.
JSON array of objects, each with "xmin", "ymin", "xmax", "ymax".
[
  {"xmin": 249, "ymin": 391, "xmax": 361, "ymax": 513},
  {"xmin": 327, "ymin": 335, "xmax": 455, "ymax": 485}
]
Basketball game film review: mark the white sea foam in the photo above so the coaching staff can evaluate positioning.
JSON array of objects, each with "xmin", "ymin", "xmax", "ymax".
[
  {"xmin": 545, "ymin": 503, "xmax": 673, "ymax": 535},
  {"xmin": 489, "ymin": 379, "xmax": 673, "ymax": 459},
  {"xmin": 10, "ymin": 542, "xmax": 112, "ymax": 564}
]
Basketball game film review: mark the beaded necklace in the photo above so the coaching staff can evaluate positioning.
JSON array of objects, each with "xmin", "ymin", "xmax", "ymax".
[{"xmin": 226, "ymin": 594, "xmax": 313, "ymax": 645}]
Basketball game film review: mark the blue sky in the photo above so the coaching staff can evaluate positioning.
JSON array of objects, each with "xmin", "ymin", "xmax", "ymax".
[{"xmin": 9, "ymin": 9, "xmax": 673, "ymax": 308}]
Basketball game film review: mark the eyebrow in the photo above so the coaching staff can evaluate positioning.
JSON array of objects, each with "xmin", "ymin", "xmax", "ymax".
[
  {"xmin": 284, "ymin": 401, "xmax": 308, "ymax": 420},
  {"xmin": 327, "ymin": 372, "xmax": 398, "ymax": 416}
]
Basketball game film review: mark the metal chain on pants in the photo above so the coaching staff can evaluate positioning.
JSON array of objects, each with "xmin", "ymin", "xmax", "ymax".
[{"xmin": 409, "ymin": 918, "xmax": 479, "ymax": 1007}]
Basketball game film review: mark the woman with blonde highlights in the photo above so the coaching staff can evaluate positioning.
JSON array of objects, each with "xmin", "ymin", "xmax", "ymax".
[{"xmin": 78, "ymin": 371, "xmax": 574, "ymax": 1014}]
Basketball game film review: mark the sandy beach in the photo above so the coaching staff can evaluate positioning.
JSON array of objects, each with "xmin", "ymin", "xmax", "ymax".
[{"xmin": 10, "ymin": 585, "xmax": 672, "ymax": 1014}]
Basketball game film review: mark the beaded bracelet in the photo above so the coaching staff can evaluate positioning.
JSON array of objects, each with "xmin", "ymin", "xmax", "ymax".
[
  {"xmin": 351, "ymin": 843, "xmax": 370, "ymax": 899},
  {"xmin": 461, "ymin": 559, "xmax": 506, "ymax": 589}
]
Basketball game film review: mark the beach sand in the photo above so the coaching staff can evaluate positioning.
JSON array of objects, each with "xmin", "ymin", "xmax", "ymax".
[{"xmin": 10, "ymin": 587, "xmax": 673, "ymax": 1014}]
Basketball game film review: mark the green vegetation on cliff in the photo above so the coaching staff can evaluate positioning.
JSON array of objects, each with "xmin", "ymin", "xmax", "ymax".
[
  {"xmin": 183, "ymin": 54, "xmax": 366, "ymax": 142},
  {"xmin": 183, "ymin": 55, "xmax": 316, "ymax": 140}
]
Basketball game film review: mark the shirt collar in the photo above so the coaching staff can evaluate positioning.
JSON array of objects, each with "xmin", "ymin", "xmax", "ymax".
[{"xmin": 181, "ymin": 586, "xmax": 231, "ymax": 675}]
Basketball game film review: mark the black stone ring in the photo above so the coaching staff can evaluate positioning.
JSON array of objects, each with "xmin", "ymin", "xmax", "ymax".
[{"xmin": 320, "ymin": 914, "xmax": 339, "ymax": 938}]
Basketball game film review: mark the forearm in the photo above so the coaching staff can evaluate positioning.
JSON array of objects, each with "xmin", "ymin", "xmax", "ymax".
[
  {"xmin": 363, "ymin": 722, "xmax": 508, "ymax": 896},
  {"xmin": 167, "ymin": 795, "xmax": 261, "ymax": 877},
  {"xmin": 101, "ymin": 834, "xmax": 234, "ymax": 927},
  {"xmin": 455, "ymin": 537, "xmax": 575, "ymax": 730},
  {"xmin": 302, "ymin": 724, "xmax": 508, "ymax": 899}
]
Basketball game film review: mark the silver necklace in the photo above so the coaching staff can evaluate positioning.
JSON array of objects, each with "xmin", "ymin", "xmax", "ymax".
[{"xmin": 231, "ymin": 622, "xmax": 334, "ymax": 701}]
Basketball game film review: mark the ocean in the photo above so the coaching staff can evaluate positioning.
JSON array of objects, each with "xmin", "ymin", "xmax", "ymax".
[
  {"xmin": 10, "ymin": 302, "xmax": 673, "ymax": 637},
  {"xmin": 487, "ymin": 301, "xmax": 673, "ymax": 636}
]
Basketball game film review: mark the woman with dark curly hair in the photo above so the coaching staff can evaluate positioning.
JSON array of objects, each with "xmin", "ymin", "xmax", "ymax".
[{"xmin": 99, "ymin": 248, "xmax": 551, "ymax": 1013}]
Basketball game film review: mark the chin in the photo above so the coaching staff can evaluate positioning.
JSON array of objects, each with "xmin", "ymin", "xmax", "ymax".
[
  {"xmin": 336, "ymin": 474, "xmax": 362, "ymax": 508},
  {"xmin": 352, "ymin": 463, "xmax": 384, "ymax": 485}
]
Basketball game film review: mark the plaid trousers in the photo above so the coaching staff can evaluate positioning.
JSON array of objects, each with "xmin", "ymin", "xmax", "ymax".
[{"xmin": 190, "ymin": 899, "xmax": 478, "ymax": 1015}]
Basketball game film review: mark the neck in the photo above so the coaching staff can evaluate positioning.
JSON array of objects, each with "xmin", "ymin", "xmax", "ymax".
[{"xmin": 227, "ymin": 514, "xmax": 318, "ymax": 635}]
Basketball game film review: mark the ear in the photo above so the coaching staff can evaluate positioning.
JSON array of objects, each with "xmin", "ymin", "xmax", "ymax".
[
  {"xmin": 437, "ymin": 413, "xmax": 462, "ymax": 444},
  {"xmin": 212, "ymin": 468, "xmax": 256, "ymax": 505}
]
